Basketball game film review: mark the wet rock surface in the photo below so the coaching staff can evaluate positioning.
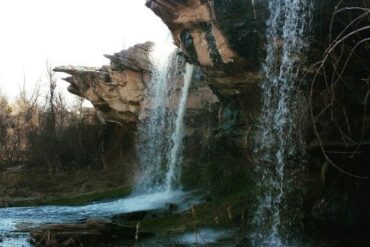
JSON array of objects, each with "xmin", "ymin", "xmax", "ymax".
[
  {"xmin": 30, "ymin": 217, "xmax": 154, "ymax": 247},
  {"xmin": 46, "ymin": 1, "xmax": 370, "ymax": 246},
  {"xmin": 146, "ymin": 1, "xmax": 370, "ymax": 246}
]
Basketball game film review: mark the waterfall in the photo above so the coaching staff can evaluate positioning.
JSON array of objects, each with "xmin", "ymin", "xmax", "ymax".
[
  {"xmin": 135, "ymin": 34, "xmax": 193, "ymax": 194},
  {"xmin": 135, "ymin": 35, "xmax": 177, "ymax": 194},
  {"xmin": 165, "ymin": 64, "xmax": 194, "ymax": 192},
  {"xmin": 253, "ymin": 0, "xmax": 313, "ymax": 246}
]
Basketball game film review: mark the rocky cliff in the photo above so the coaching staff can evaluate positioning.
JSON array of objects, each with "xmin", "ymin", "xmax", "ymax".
[
  {"xmin": 55, "ymin": 42, "xmax": 219, "ymax": 125},
  {"xmin": 146, "ymin": 0, "xmax": 370, "ymax": 154},
  {"xmin": 145, "ymin": 0, "xmax": 264, "ymax": 98},
  {"xmin": 53, "ymin": 0, "xmax": 370, "ymax": 245},
  {"xmin": 146, "ymin": 0, "xmax": 370, "ymax": 244},
  {"xmin": 55, "ymin": 42, "xmax": 153, "ymax": 124},
  {"xmin": 145, "ymin": 0, "xmax": 368, "ymax": 97}
]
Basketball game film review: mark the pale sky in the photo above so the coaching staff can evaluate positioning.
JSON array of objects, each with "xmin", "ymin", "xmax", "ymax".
[{"xmin": 0, "ymin": 0, "xmax": 170, "ymax": 103}]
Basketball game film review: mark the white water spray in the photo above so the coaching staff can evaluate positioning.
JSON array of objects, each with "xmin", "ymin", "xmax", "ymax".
[
  {"xmin": 135, "ymin": 31, "xmax": 193, "ymax": 195},
  {"xmin": 135, "ymin": 34, "xmax": 177, "ymax": 193},
  {"xmin": 253, "ymin": 1, "xmax": 313, "ymax": 246},
  {"xmin": 165, "ymin": 64, "xmax": 194, "ymax": 192}
]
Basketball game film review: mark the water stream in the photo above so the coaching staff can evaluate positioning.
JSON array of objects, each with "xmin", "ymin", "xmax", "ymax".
[
  {"xmin": 0, "ymin": 190, "xmax": 192, "ymax": 246},
  {"xmin": 0, "ymin": 1, "xmax": 320, "ymax": 246},
  {"xmin": 0, "ymin": 33, "xmax": 195, "ymax": 246},
  {"xmin": 253, "ymin": 0, "xmax": 313, "ymax": 246}
]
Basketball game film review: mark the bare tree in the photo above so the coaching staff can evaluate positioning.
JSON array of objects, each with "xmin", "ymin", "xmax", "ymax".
[
  {"xmin": 310, "ymin": 3, "xmax": 370, "ymax": 179},
  {"xmin": 9, "ymin": 80, "xmax": 41, "ymax": 162},
  {"xmin": 42, "ymin": 61, "xmax": 62, "ymax": 174},
  {"xmin": 0, "ymin": 77, "xmax": 42, "ymax": 165},
  {"xmin": 0, "ymin": 90, "xmax": 12, "ymax": 162}
]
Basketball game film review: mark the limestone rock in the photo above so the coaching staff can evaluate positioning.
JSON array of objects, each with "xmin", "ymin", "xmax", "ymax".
[
  {"xmin": 55, "ymin": 42, "xmax": 220, "ymax": 125},
  {"xmin": 145, "ymin": 0, "xmax": 264, "ymax": 98},
  {"xmin": 54, "ymin": 42, "xmax": 153, "ymax": 123},
  {"xmin": 104, "ymin": 42, "xmax": 153, "ymax": 72}
]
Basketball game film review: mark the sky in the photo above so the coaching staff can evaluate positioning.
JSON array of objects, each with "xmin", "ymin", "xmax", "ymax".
[{"xmin": 0, "ymin": 0, "xmax": 169, "ymax": 103}]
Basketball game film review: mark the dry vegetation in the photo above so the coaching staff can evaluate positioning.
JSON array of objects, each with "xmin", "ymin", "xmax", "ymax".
[
  {"xmin": 0, "ymin": 65, "xmax": 135, "ymax": 205},
  {"xmin": 310, "ymin": 1, "xmax": 370, "ymax": 179}
]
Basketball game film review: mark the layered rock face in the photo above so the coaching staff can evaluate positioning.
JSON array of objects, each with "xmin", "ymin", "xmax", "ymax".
[
  {"xmin": 54, "ymin": 1, "xmax": 370, "ymax": 244},
  {"xmin": 145, "ymin": 0, "xmax": 365, "ymax": 97},
  {"xmin": 56, "ymin": 42, "xmax": 219, "ymax": 125},
  {"xmin": 55, "ymin": 42, "xmax": 153, "ymax": 123},
  {"xmin": 146, "ymin": 0, "xmax": 370, "ymax": 160},
  {"xmin": 146, "ymin": 0, "xmax": 265, "ymax": 98},
  {"xmin": 147, "ymin": 0, "xmax": 370, "ymax": 244},
  {"xmin": 145, "ymin": 0, "xmax": 268, "ymax": 156}
]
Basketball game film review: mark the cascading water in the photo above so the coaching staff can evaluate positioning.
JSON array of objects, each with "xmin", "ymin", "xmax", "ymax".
[
  {"xmin": 0, "ymin": 56, "xmax": 195, "ymax": 246},
  {"xmin": 135, "ymin": 35, "xmax": 177, "ymax": 194},
  {"xmin": 165, "ymin": 64, "xmax": 194, "ymax": 192},
  {"xmin": 0, "ymin": 57, "xmax": 195, "ymax": 243},
  {"xmin": 0, "ymin": 16, "xmax": 197, "ymax": 247},
  {"xmin": 252, "ymin": 0, "xmax": 313, "ymax": 246},
  {"xmin": 135, "ymin": 34, "xmax": 193, "ymax": 194}
]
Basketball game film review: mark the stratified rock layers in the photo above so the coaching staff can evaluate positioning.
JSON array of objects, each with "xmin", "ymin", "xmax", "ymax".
[
  {"xmin": 55, "ymin": 42, "xmax": 153, "ymax": 123},
  {"xmin": 55, "ymin": 42, "xmax": 219, "ymax": 125},
  {"xmin": 146, "ymin": 0, "xmax": 264, "ymax": 98}
]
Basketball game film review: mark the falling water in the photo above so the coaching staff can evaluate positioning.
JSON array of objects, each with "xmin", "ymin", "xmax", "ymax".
[
  {"xmin": 135, "ymin": 32, "xmax": 193, "ymax": 194},
  {"xmin": 135, "ymin": 35, "xmax": 177, "ymax": 194},
  {"xmin": 253, "ymin": 0, "xmax": 313, "ymax": 246},
  {"xmin": 165, "ymin": 64, "xmax": 194, "ymax": 192}
]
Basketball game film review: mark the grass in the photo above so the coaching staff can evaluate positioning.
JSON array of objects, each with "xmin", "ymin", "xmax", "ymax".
[{"xmin": 12, "ymin": 186, "xmax": 131, "ymax": 207}]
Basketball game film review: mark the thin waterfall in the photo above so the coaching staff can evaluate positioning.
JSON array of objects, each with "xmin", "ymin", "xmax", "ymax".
[
  {"xmin": 253, "ymin": 0, "xmax": 313, "ymax": 246},
  {"xmin": 135, "ymin": 36, "xmax": 177, "ymax": 194},
  {"xmin": 165, "ymin": 64, "xmax": 194, "ymax": 192},
  {"xmin": 135, "ymin": 35, "xmax": 193, "ymax": 194}
]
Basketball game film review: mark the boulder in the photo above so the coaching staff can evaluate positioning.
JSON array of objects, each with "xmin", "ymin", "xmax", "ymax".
[
  {"xmin": 113, "ymin": 208, "xmax": 173, "ymax": 222},
  {"xmin": 54, "ymin": 42, "xmax": 153, "ymax": 124}
]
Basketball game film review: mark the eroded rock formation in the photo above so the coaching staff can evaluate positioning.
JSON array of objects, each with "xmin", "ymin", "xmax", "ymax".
[
  {"xmin": 146, "ymin": 0, "xmax": 265, "ymax": 97},
  {"xmin": 56, "ymin": 42, "xmax": 219, "ymax": 125},
  {"xmin": 55, "ymin": 42, "xmax": 153, "ymax": 123},
  {"xmin": 146, "ymin": 1, "xmax": 370, "ymax": 244},
  {"xmin": 53, "ymin": 1, "xmax": 370, "ymax": 245}
]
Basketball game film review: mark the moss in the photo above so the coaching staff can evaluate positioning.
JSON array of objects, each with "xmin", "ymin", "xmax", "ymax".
[
  {"xmin": 138, "ymin": 187, "xmax": 255, "ymax": 235},
  {"xmin": 205, "ymin": 153, "xmax": 251, "ymax": 195},
  {"xmin": 182, "ymin": 150, "xmax": 253, "ymax": 196},
  {"xmin": 12, "ymin": 186, "xmax": 131, "ymax": 207},
  {"xmin": 139, "ymin": 214, "xmax": 189, "ymax": 234}
]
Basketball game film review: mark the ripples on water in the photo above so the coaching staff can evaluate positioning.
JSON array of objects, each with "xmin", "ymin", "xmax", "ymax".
[{"xmin": 0, "ymin": 190, "xmax": 196, "ymax": 246}]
